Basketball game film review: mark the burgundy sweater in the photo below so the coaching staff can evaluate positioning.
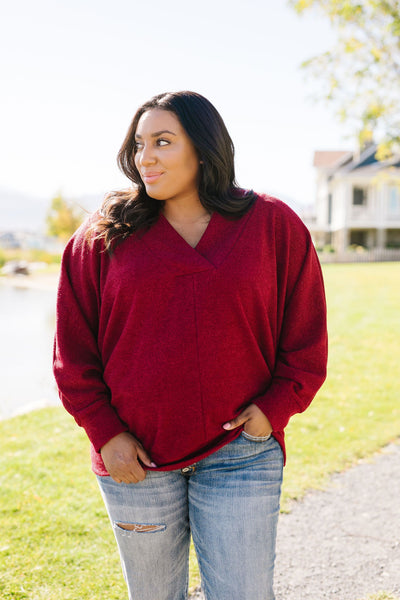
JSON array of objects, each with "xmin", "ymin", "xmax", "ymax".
[{"xmin": 53, "ymin": 194, "xmax": 327, "ymax": 475}]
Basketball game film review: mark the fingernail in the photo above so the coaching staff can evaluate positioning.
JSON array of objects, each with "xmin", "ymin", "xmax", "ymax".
[
  {"xmin": 222, "ymin": 423, "xmax": 231, "ymax": 430},
  {"xmin": 150, "ymin": 462, "xmax": 157, "ymax": 467}
]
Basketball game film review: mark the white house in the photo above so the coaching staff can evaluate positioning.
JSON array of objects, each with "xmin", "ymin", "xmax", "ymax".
[{"xmin": 309, "ymin": 144, "xmax": 400, "ymax": 255}]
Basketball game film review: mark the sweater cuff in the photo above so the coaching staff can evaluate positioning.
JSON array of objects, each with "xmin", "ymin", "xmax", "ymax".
[
  {"xmin": 78, "ymin": 404, "xmax": 129, "ymax": 453},
  {"xmin": 252, "ymin": 383, "xmax": 304, "ymax": 433}
]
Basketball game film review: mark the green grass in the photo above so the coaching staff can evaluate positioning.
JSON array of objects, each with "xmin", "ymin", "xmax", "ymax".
[
  {"xmin": 0, "ymin": 409, "xmax": 125, "ymax": 599},
  {"xmin": 0, "ymin": 248, "xmax": 61, "ymax": 270},
  {"xmin": 283, "ymin": 262, "xmax": 400, "ymax": 506},
  {"xmin": 1, "ymin": 262, "xmax": 399, "ymax": 598},
  {"xmin": 358, "ymin": 594, "xmax": 400, "ymax": 600}
]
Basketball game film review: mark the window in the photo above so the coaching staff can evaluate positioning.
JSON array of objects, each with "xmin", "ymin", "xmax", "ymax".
[
  {"xmin": 387, "ymin": 229, "xmax": 400, "ymax": 248},
  {"xmin": 350, "ymin": 230, "xmax": 367, "ymax": 247},
  {"xmin": 353, "ymin": 187, "xmax": 366, "ymax": 206},
  {"xmin": 388, "ymin": 186, "xmax": 400, "ymax": 216}
]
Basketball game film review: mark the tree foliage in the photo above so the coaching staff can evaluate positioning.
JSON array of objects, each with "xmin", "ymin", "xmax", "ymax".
[
  {"xmin": 290, "ymin": 0, "xmax": 400, "ymax": 157},
  {"xmin": 46, "ymin": 193, "xmax": 85, "ymax": 241}
]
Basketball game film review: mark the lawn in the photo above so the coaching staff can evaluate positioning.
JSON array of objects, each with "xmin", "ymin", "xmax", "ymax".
[
  {"xmin": 0, "ymin": 262, "xmax": 399, "ymax": 598},
  {"xmin": 283, "ymin": 261, "xmax": 400, "ymax": 504},
  {"xmin": 359, "ymin": 595, "xmax": 400, "ymax": 600}
]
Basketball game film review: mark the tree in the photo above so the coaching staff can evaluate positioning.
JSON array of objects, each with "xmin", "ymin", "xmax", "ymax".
[
  {"xmin": 290, "ymin": 0, "xmax": 400, "ymax": 158},
  {"xmin": 46, "ymin": 193, "xmax": 85, "ymax": 242}
]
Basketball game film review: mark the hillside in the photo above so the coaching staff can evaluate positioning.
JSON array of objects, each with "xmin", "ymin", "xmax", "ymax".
[{"xmin": 0, "ymin": 187, "xmax": 104, "ymax": 232}]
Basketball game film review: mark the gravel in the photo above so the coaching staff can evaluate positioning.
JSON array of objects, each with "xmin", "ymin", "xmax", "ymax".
[{"xmin": 189, "ymin": 441, "xmax": 400, "ymax": 600}]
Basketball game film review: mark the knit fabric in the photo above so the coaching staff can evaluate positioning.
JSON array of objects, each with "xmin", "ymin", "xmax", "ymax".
[{"xmin": 53, "ymin": 194, "xmax": 328, "ymax": 475}]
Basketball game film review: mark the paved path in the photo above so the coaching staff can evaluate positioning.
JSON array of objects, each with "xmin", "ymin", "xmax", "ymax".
[
  {"xmin": 190, "ymin": 441, "xmax": 400, "ymax": 600},
  {"xmin": 274, "ymin": 441, "xmax": 400, "ymax": 599}
]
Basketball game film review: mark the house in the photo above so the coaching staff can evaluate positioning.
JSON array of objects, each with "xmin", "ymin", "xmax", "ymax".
[
  {"xmin": 308, "ymin": 144, "xmax": 400, "ymax": 256},
  {"xmin": 0, "ymin": 232, "xmax": 22, "ymax": 249}
]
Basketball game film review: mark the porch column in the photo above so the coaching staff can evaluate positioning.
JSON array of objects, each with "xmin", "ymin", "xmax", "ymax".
[
  {"xmin": 376, "ymin": 228, "xmax": 386, "ymax": 250},
  {"xmin": 335, "ymin": 228, "xmax": 349, "ymax": 253}
]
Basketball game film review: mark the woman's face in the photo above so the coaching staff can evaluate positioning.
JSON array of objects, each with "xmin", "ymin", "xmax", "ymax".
[{"xmin": 134, "ymin": 109, "xmax": 201, "ymax": 203}]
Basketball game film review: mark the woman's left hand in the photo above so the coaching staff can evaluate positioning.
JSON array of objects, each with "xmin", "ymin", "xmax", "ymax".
[{"xmin": 222, "ymin": 403, "xmax": 273, "ymax": 437}]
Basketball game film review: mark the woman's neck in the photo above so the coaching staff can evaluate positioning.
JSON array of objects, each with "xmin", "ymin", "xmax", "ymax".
[{"xmin": 162, "ymin": 195, "xmax": 211, "ymax": 225}]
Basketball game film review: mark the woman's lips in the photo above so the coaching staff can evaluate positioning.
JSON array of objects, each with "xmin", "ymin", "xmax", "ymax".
[{"xmin": 142, "ymin": 172, "xmax": 163, "ymax": 183}]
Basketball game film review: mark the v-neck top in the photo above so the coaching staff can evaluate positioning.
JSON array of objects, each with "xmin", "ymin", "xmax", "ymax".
[{"xmin": 53, "ymin": 194, "xmax": 328, "ymax": 475}]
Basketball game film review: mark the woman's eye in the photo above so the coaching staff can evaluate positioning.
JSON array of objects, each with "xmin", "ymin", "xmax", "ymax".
[{"xmin": 134, "ymin": 139, "xmax": 169, "ymax": 151}]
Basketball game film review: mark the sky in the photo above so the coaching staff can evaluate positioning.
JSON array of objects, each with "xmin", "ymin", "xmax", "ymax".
[{"xmin": 0, "ymin": 0, "xmax": 353, "ymax": 209}]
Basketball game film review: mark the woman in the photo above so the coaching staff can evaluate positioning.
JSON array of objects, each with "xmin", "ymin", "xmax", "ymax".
[{"xmin": 53, "ymin": 91, "xmax": 327, "ymax": 600}]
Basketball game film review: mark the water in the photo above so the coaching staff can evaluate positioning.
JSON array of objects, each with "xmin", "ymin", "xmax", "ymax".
[{"xmin": 0, "ymin": 282, "xmax": 60, "ymax": 419}]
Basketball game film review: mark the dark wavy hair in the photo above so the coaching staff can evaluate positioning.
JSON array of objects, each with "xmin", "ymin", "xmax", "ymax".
[{"xmin": 89, "ymin": 91, "xmax": 256, "ymax": 250}]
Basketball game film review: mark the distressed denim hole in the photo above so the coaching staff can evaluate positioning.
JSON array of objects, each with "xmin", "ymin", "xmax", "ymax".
[{"xmin": 114, "ymin": 522, "xmax": 166, "ymax": 533}]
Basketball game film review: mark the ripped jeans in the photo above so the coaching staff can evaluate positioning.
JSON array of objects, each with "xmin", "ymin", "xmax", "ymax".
[{"xmin": 96, "ymin": 433, "xmax": 283, "ymax": 600}]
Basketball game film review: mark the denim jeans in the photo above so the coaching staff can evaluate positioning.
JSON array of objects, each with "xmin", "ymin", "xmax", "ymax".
[{"xmin": 97, "ymin": 432, "xmax": 283, "ymax": 600}]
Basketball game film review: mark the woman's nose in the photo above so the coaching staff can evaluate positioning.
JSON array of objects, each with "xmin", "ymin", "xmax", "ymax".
[{"xmin": 139, "ymin": 144, "xmax": 156, "ymax": 165}]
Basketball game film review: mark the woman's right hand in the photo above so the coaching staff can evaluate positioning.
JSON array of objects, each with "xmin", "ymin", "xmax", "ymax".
[{"xmin": 100, "ymin": 432, "xmax": 157, "ymax": 484}]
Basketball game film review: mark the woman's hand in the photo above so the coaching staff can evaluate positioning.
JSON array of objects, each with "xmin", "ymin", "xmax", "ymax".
[
  {"xmin": 222, "ymin": 403, "xmax": 273, "ymax": 437},
  {"xmin": 100, "ymin": 432, "xmax": 157, "ymax": 484}
]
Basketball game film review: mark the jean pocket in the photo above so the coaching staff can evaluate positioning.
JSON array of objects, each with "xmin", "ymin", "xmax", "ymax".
[{"xmin": 241, "ymin": 430, "xmax": 271, "ymax": 442}]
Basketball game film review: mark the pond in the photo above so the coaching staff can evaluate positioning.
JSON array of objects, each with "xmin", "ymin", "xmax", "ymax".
[{"xmin": 0, "ymin": 281, "xmax": 60, "ymax": 419}]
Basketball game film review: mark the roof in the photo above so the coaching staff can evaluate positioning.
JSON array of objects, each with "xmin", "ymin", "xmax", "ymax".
[
  {"xmin": 313, "ymin": 150, "xmax": 352, "ymax": 168},
  {"xmin": 314, "ymin": 145, "xmax": 400, "ymax": 179}
]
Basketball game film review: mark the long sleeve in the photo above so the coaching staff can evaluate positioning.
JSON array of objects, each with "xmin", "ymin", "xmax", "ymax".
[
  {"xmin": 53, "ymin": 219, "xmax": 128, "ymax": 452},
  {"xmin": 253, "ymin": 203, "xmax": 328, "ymax": 432}
]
